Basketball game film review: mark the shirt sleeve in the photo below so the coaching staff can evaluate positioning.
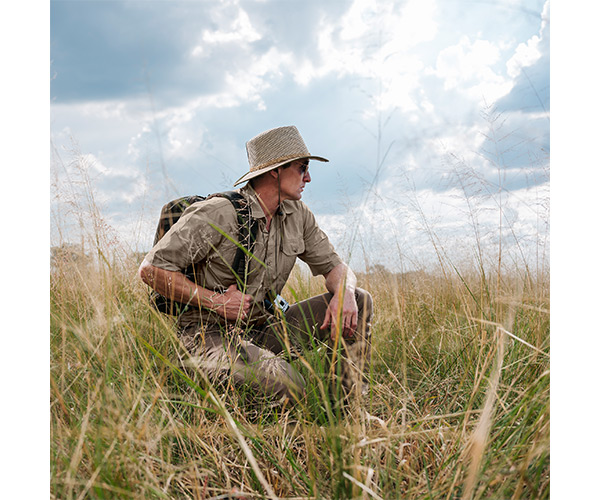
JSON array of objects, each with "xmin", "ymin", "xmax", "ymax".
[
  {"xmin": 298, "ymin": 203, "xmax": 343, "ymax": 276},
  {"xmin": 144, "ymin": 197, "xmax": 237, "ymax": 272}
]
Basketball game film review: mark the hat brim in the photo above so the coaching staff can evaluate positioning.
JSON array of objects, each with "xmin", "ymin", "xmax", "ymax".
[{"xmin": 233, "ymin": 155, "xmax": 328, "ymax": 186}]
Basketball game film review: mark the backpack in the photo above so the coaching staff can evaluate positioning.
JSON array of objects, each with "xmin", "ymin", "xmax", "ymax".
[{"xmin": 149, "ymin": 191, "xmax": 258, "ymax": 315}]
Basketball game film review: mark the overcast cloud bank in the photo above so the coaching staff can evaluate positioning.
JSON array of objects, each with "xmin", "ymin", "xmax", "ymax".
[{"xmin": 50, "ymin": 0, "xmax": 549, "ymax": 273}]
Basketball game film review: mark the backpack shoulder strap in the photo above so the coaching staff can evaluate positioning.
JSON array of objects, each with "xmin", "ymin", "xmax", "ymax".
[{"xmin": 211, "ymin": 191, "xmax": 258, "ymax": 281}]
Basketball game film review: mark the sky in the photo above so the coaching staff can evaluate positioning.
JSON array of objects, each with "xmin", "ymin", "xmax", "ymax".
[{"xmin": 48, "ymin": 0, "xmax": 551, "ymax": 273}]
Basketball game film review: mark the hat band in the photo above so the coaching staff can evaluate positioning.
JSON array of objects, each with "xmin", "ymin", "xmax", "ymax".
[{"xmin": 251, "ymin": 154, "xmax": 305, "ymax": 172}]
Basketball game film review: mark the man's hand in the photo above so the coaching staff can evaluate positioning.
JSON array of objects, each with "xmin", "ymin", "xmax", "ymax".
[
  {"xmin": 213, "ymin": 284, "xmax": 253, "ymax": 321},
  {"xmin": 320, "ymin": 288, "xmax": 358, "ymax": 340},
  {"xmin": 321, "ymin": 262, "xmax": 359, "ymax": 340},
  {"xmin": 138, "ymin": 261, "xmax": 254, "ymax": 321}
]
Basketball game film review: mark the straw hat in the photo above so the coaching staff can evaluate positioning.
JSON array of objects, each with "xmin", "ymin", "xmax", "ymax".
[{"xmin": 233, "ymin": 125, "xmax": 328, "ymax": 186}]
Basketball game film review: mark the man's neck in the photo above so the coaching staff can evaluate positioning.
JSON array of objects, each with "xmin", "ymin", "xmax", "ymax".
[{"xmin": 252, "ymin": 184, "xmax": 281, "ymax": 222}]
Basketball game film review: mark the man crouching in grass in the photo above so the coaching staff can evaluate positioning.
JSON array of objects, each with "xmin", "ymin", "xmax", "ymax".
[{"xmin": 139, "ymin": 125, "xmax": 373, "ymax": 404}]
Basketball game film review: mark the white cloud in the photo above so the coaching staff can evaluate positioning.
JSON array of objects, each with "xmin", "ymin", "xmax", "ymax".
[
  {"xmin": 541, "ymin": 0, "xmax": 550, "ymax": 32},
  {"xmin": 376, "ymin": 57, "xmax": 424, "ymax": 113},
  {"xmin": 127, "ymin": 125, "xmax": 151, "ymax": 161},
  {"xmin": 52, "ymin": 148, "xmax": 149, "ymax": 220},
  {"xmin": 81, "ymin": 101, "xmax": 127, "ymax": 120},
  {"xmin": 339, "ymin": 0, "xmax": 437, "ymax": 46},
  {"xmin": 223, "ymin": 46, "xmax": 294, "ymax": 107},
  {"xmin": 333, "ymin": 178, "xmax": 550, "ymax": 271},
  {"xmin": 163, "ymin": 107, "xmax": 202, "ymax": 157},
  {"xmin": 392, "ymin": 0, "xmax": 438, "ymax": 47},
  {"xmin": 202, "ymin": 10, "xmax": 260, "ymax": 45},
  {"xmin": 166, "ymin": 123, "xmax": 199, "ymax": 158},
  {"xmin": 192, "ymin": 0, "xmax": 261, "ymax": 56},
  {"xmin": 430, "ymin": 36, "xmax": 512, "ymax": 103},
  {"xmin": 506, "ymin": 0, "xmax": 548, "ymax": 80},
  {"xmin": 506, "ymin": 35, "xmax": 542, "ymax": 78},
  {"xmin": 293, "ymin": 0, "xmax": 438, "ymax": 113}
]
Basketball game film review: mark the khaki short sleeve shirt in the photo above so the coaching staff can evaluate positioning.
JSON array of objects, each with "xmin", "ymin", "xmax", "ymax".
[{"xmin": 144, "ymin": 185, "xmax": 342, "ymax": 327}]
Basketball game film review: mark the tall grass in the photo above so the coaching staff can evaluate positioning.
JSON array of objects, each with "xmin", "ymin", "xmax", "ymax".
[{"xmin": 51, "ymin": 148, "xmax": 549, "ymax": 499}]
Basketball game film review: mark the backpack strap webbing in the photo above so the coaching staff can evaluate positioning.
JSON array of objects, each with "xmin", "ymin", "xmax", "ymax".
[{"xmin": 210, "ymin": 191, "xmax": 259, "ymax": 283}]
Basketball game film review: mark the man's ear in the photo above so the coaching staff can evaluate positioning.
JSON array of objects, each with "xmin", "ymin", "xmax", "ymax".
[{"xmin": 268, "ymin": 168, "xmax": 280, "ymax": 179}]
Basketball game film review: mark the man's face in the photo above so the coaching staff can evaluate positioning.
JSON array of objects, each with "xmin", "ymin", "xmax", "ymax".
[{"xmin": 278, "ymin": 159, "xmax": 311, "ymax": 201}]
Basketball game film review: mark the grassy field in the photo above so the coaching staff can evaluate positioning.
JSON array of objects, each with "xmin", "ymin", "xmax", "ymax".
[{"xmin": 50, "ymin": 241, "xmax": 549, "ymax": 499}]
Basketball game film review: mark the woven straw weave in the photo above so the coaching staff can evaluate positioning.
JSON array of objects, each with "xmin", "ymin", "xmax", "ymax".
[{"xmin": 234, "ymin": 126, "xmax": 328, "ymax": 185}]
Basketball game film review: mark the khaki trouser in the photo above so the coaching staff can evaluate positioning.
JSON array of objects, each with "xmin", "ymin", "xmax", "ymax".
[{"xmin": 180, "ymin": 288, "xmax": 373, "ymax": 402}]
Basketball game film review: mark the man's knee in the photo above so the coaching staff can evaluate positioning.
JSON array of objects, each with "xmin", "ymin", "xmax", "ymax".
[
  {"xmin": 354, "ymin": 288, "xmax": 373, "ymax": 338},
  {"xmin": 231, "ymin": 341, "xmax": 307, "ymax": 402},
  {"xmin": 355, "ymin": 287, "xmax": 373, "ymax": 317}
]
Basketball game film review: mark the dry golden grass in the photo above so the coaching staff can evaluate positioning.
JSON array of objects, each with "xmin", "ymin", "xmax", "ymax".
[{"xmin": 50, "ymin": 244, "xmax": 549, "ymax": 499}]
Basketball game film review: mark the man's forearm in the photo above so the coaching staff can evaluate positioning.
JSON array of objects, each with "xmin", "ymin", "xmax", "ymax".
[
  {"xmin": 138, "ymin": 260, "xmax": 253, "ymax": 320},
  {"xmin": 324, "ymin": 263, "xmax": 356, "ymax": 297},
  {"xmin": 138, "ymin": 259, "xmax": 218, "ymax": 310}
]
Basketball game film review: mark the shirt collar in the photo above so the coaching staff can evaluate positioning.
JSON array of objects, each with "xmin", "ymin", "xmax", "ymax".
[{"xmin": 239, "ymin": 184, "xmax": 298, "ymax": 218}]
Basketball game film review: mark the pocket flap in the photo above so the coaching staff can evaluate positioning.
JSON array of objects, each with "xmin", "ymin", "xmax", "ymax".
[{"xmin": 282, "ymin": 237, "xmax": 305, "ymax": 256}]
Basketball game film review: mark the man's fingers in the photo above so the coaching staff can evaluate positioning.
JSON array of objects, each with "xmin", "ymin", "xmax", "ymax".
[
  {"xmin": 339, "ymin": 311, "xmax": 358, "ymax": 338},
  {"xmin": 350, "ymin": 311, "xmax": 358, "ymax": 332},
  {"xmin": 329, "ymin": 313, "xmax": 341, "ymax": 340},
  {"xmin": 242, "ymin": 299, "xmax": 251, "ymax": 316},
  {"xmin": 218, "ymin": 284, "xmax": 255, "ymax": 320},
  {"xmin": 321, "ymin": 299, "xmax": 360, "ymax": 340},
  {"xmin": 320, "ymin": 308, "xmax": 332, "ymax": 330}
]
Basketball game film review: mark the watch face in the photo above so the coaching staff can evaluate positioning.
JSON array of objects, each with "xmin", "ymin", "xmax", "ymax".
[{"xmin": 274, "ymin": 294, "xmax": 290, "ymax": 312}]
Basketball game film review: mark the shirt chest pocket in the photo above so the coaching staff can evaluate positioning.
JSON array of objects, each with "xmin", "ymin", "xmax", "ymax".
[
  {"xmin": 282, "ymin": 237, "xmax": 305, "ymax": 256},
  {"xmin": 278, "ymin": 237, "xmax": 305, "ymax": 277}
]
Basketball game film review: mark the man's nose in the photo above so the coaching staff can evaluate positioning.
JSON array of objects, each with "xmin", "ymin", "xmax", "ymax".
[{"xmin": 304, "ymin": 170, "xmax": 311, "ymax": 182}]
